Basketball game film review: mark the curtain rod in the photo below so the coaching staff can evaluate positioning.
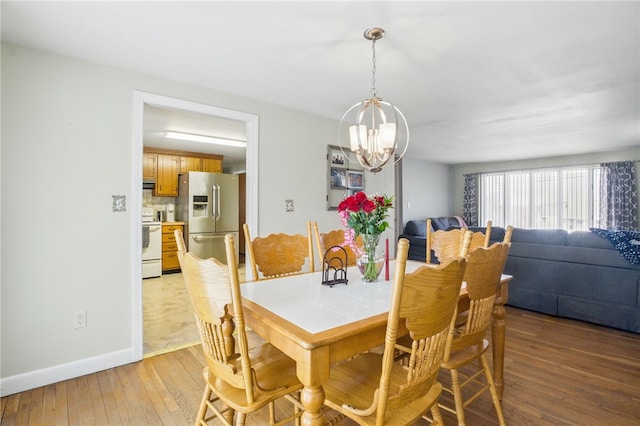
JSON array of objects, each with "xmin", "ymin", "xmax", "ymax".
[{"xmin": 464, "ymin": 160, "xmax": 638, "ymax": 176}]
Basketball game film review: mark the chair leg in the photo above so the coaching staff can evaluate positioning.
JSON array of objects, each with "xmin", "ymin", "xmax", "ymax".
[
  {"xmin": 480, "ymin": 353, "xmax": 506, "ymax": 426},
  {"xmin": 450, "ymin": 368, "xmax": 466, "ymax": 426},
  {"xmin": 294, "ymin": 394, "xmax": 301, "ymax": 426},
  {"xmin": 195, "ymin": 385, "xmax": 212, "ymax": 426},
  {"xmin": 430, "ymin": 403, "xmax": 444, "ymax": 425},
  {"xmin": 268, "ymin": 401, "xmax": 276, "ymax": 424},
  {"xmin": 236, "ymin": 412, "xmax": 246, "ymax": 426}
]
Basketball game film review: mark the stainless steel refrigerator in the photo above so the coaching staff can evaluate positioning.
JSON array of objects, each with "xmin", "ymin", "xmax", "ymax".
[{"xmin": 176, "ymin": 171, "xmax": 239, "ymax": 263}]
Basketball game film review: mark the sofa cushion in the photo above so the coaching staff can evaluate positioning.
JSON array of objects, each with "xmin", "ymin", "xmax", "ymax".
[
  {"xmin": 511, "ymin": 228, "xmax": 567, "ymax": 245},
  {"xmin": 566, "ymin": 231, "xmax": 614, "ymax": 249},
  {"xmin": 398, "ymin": 234, "xmax": 427, "ymax": 261},
  {"xmin": 468, "ymin": 226, "xmax": 507, "ymax": 243},
  {"xmin": 430, "ymin": 216, "xmax": 462, "ymax": 231},
  {"xmin": 488, "ymin": 226, "xmax": 506, "ymax": 243},
  {"xmin": 403, "ymin": 220, "xmax": 427, "ymax": 237},
  {"xmin": 509, "ymin": 242, "xmax": 640, "ymax": 270}
]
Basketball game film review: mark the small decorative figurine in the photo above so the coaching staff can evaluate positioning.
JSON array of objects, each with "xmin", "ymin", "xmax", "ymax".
[{"xmin": 321, "ymin": 246, "xmax": 349, "ymax": 287}]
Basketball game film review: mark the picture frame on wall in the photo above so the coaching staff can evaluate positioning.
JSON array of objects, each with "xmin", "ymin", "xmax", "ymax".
[
  {"xmin": 327, "ymin": 144, "xmax": 364, "ymax": 210},
  {"xmin": 347, "ymin": 170, "xmax": 364, "ymax": 189},
  {"xmin": 330, "ymin": 149, "xmax": 347, "ymax": 167},
  {"xmin": 330, "ymin": 168, "xmax": 347, "ymax": 188}
]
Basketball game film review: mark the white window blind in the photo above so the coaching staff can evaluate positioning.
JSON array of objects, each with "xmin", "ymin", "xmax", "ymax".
[{"xmin": 479, "ymin": 165, "xmax": 600, "ymax": 231}]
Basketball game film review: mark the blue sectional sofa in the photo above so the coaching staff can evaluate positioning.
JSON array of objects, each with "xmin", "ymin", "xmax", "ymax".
[{"xmin": 399, "ymin": 219, "xmax": 640, "ymax": 334}]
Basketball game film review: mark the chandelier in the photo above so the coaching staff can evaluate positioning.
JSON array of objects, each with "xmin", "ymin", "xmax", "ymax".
[{"xmin": 339, "ymin": 28, "xmax": 409, "ymax": 174}]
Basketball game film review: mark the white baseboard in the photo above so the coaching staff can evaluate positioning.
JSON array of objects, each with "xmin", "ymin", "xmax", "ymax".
[{"xmin": 0, "ymin": 348, "xmax": 137, "ymax": 397}]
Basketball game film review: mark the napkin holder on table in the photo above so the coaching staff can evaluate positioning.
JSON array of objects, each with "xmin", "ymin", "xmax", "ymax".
[{"xmin": 321, "ymin": 246, "xmax": 349, "ymax": 287}]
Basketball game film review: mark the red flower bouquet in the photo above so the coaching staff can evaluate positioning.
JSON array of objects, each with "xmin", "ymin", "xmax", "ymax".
[{"xmin": 338, "ymin": 192, "xmax": 393, "ymax": 281}]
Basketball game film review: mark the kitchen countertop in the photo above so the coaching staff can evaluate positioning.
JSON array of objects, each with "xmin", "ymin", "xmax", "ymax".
[{"xmin": 161, "ymin": 221, "xmax": 185, "ymax": 226}]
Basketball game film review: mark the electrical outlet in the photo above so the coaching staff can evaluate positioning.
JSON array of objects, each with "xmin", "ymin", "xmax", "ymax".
[
  {"xmin": 73, "ymin": 310, "xmax": 87, "ymax": 329},
  {"xmin": 285, "ymin": 199, "xmax": 294, "ymax": 212}
]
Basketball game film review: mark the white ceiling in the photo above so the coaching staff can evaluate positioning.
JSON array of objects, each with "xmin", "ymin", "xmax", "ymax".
[
  {"xmin": 143, "ymin": 105, "xmax": 248, "ymax": 170},
  {"xmin": 2, "ymin": 1, "xmax": 639, "ymax": 165}
]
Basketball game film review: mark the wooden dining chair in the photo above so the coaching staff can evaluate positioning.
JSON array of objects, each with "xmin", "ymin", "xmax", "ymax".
[
  {"xmin": 243, "ymin": 221, "xmax": 314, "ymax": 280},
  {"xmin": 426, "ymin": 220, "xmax": 474, "ymax": 264},
  {"xmin": 322, "ymin": 238, "xmax": 467, "ymax": 425},
  {"xmin": 176, "ymin": 232, "xmax": 303, "ymax": 426},
  {"xmin": 455, "ymin": 225, "xmax": 509, "ymax": 332},
  {"xmin": 311, "ymin": 221, "xmax": 362, "ymax": 268},
  {"xmin": 439, "ymin": 242, "xmax": 511, "ymax": 426},
  {"xmin": 175, "ymin": 228, "xmax": 187, "ymax": 253},
  {"xmin": 468, "ymin": 220, "xmax": 492, "ymax": 253},
  {"xmin": 503, "ymin": 225, "xmax": 514, "ymax": 244}
]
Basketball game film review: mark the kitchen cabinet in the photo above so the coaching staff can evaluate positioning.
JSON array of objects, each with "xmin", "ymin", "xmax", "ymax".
[
  {"xmin": 180, "ymin": 156, "xmax": 222, "ymax": 174},
  {"xmin": 179, "ymin": 156, "xmax": 201, "ymax": 173},
  {"xmin": 143, "ymin": 152, "xmax": 157, "ymax": 180},
  {"xmin": 162, "ymin": 222, "xmax": 184, "ymax": 272},
  {"xmin": 201, "ymin": 158, "xmax": 222, "ymax": 173},
  {"xmin": 144, "ymin": 148, "xmax": 223, "ymax": 195},
  {"xmin": 155, "ymin": 154, "xmax": 179, "ymax": 196}
]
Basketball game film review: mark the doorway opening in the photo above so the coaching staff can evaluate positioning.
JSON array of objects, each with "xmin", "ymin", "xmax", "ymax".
[{"xmin": 132, "ymin": 91, "xmax": 258, "ymax": 360}]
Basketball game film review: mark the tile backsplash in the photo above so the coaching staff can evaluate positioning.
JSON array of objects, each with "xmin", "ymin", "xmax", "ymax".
[{"xmin": 143, "ymin": 189, "xmax": 176, "ymax": 216}]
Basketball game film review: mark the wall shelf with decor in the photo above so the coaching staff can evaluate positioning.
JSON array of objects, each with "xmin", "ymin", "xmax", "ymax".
[{"xmin": 326, "ymin": 145, "xmax": 365, "ymax": 210}]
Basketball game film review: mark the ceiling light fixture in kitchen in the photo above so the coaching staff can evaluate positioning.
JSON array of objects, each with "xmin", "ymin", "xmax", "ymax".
[
  {"xmin": 164, "ymin": 131, "xmax": 247, "ymax": 148},
  {"xmin": 339, "ymin": 27, "xmax": 409, "ymax": 174}
]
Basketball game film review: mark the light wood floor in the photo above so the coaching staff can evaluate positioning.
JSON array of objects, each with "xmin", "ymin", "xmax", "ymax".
[
  {"xmin": 2, "ymin": 306, "xmax": 639, "ymax": 425},
  {"xmin": 143, "ymin": 264, "xmax": 246, "ymax": 356},
  {"xmin": 143, "ymin": 272, "xmax": 200, "ymax": 355}
]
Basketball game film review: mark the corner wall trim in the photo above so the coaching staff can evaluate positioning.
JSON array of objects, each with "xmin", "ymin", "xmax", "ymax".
[{"xmin": 0, "ymin": 348, "xmax": 134, "ymax": 397}]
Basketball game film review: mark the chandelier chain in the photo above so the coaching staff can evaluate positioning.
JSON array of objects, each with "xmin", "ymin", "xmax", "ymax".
[{"xmin": 370, "ymin": 38, "xmax": 377, "ymax": 98}]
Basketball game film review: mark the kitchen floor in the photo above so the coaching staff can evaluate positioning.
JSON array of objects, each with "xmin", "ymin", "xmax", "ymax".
[{"xmin": 143, "ymin": 261, "xmax": 246, "ymax": 356}]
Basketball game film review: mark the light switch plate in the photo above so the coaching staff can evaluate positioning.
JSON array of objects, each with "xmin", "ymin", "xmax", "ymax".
[
  {"xmin": 112, "ymin": 195, "xmax": 126, "ymax": 212},
  {"xmin": 285, "ymin": 199, "xmax": 294, "ymax": 212}
]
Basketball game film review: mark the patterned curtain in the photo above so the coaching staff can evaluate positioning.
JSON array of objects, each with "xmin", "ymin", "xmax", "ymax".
[
  {"xmin": 599, "ymin": 161, "xmax": 638, "ymax": 230},
  {"xmin": 463, "ymin": 173, "xmax": 479, "ymax": 227}
]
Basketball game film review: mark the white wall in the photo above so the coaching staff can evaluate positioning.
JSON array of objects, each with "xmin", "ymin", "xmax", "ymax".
[
  {"xmin": 0, "ymin": 44, "xmax": 395, "ymax": 395},
  {"xmin": 401, "ymin": 157, "xmax": 453, "ymax": 224}
]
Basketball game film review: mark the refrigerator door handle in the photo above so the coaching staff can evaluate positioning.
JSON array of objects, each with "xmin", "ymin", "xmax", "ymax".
[
  {"xmin": 191, "ymin": 234, "xmax": 226, "ymax": 241},
  {"xmin": 216, "ymin": 184, "xmax": 221, "ymax": 221},
  {"xmin": 211, "ymin": 184, "xmax": 217, "ymax": 220}
]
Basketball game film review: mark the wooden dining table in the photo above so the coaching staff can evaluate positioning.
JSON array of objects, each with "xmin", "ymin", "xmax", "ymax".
[{"xmin": 241, "ymin": 260, "xmax": 512, "ymax": 426}]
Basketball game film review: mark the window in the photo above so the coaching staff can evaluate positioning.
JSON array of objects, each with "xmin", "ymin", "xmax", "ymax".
[{"xmin": 478, "ymin": 165, "xmax": 601, "ymax": 231}]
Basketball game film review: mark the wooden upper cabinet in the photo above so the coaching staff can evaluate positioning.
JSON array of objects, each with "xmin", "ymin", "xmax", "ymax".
[
  {"xmin": 179, "ymin": 156, "xmax": 222, "ymax": 174},
  {"xmin": 179, "ymin": 156, "xmax": 201, "ymax": 173},
  {"xmin": 144, "ymin": 148, "xmax": 223, "ymax": 196},
  {"xmin": 202, "ymin": 158, "xmax": 222, "ymax": 173},
  {"xmin": 155, "ymin": 154, "xmax": 179, "ymax": 196},
  {"xmin": 143, "ymin": 152, "xmax": 157, "ymax": 180}
]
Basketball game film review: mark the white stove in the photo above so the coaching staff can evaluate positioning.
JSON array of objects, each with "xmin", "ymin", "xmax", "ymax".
[
  {"xmin": 142, "ymin": 207, "xmax": 162, "ymax": 278},
  {"xmin": 142, "ymin": 206, "xmax": 161, "ymax": 226}
]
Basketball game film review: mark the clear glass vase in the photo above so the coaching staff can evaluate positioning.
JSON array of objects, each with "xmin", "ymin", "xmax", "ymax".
[{"xmin": 356, "ymin": 233, "xmax": 385, "ymax": 282}]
